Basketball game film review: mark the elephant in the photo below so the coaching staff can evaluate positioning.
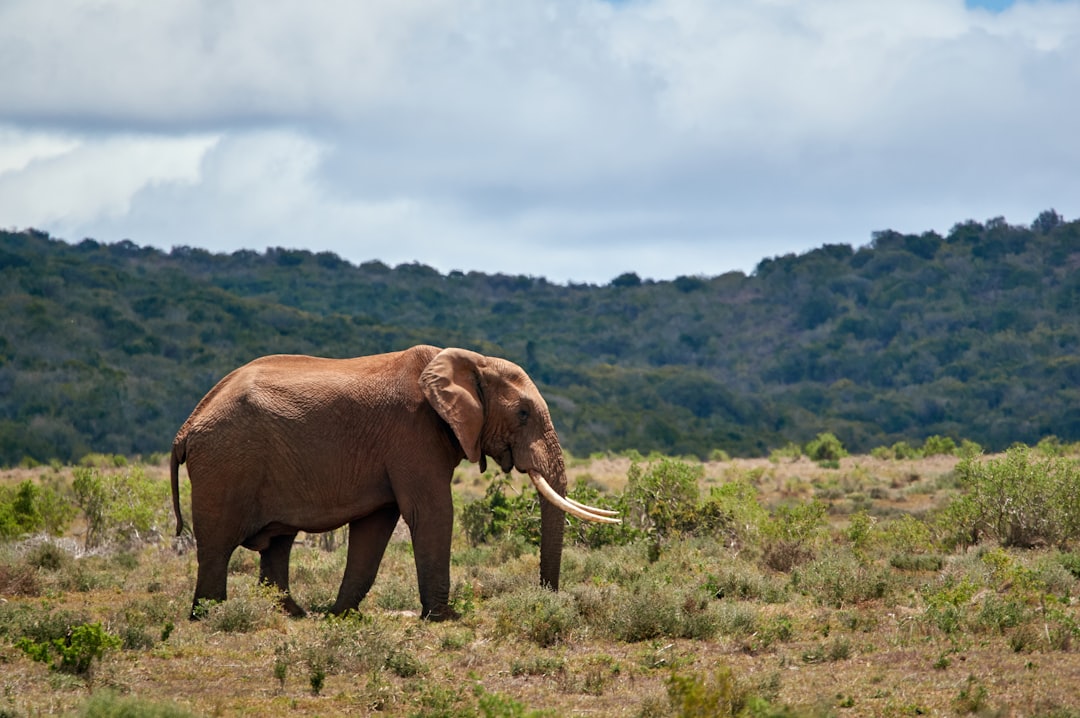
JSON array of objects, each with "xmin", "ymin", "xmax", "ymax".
[{"xmin": 170, "ymin": 345, "xmax": 618, "ymax": 621}]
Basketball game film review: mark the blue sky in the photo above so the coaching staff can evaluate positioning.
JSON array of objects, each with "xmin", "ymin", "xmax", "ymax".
[
  {"xmin": 1, "ymin": 0, "xmax": 1079, "ymax": 284},
  {"xmin": 968, "ymin": 0, "xmax": 1015, "ymax": 9}
]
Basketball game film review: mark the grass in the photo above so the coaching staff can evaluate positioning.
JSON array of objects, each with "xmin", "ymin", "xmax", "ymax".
[{"xmin": 2, "ymin": 451, "xmax": 1080, "ymax": 715}]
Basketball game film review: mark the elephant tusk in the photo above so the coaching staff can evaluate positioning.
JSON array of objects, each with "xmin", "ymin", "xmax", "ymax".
[
  {"xmin": 528, "ymin": 471, "xmax": 621, "ymax": 524},
  {"xmin": 564, "ymin": 496, "xmax": 620, "ymax": 517}
]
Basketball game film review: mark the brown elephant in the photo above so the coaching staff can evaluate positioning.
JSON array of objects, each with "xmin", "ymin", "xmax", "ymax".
[{"xmin": 170, "ymin": 345, "xmax": 617, "ymax": 620}]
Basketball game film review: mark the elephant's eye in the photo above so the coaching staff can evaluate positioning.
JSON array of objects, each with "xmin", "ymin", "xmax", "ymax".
[{"xmin": 517, "ymin": 408, "xmax": 529, "ymax": 425}]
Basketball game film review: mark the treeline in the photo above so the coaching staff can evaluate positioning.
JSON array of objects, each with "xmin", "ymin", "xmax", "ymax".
[{"xmin": 1, "ymin": 209, "xmax": 1078, "ymax": 466}]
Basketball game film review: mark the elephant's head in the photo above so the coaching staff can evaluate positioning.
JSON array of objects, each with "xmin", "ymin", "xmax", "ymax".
[{"xmin": 420, "ymin": 347, "xmax": 618, "ymax": 590}]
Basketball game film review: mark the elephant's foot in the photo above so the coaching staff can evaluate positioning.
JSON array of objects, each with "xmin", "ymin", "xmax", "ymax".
[
  {"xmin": 281, "ymin": 594, "xmax": 307, "ymax": 618},
  {"xmin": 420, "ymin": 604, "xmax": 461, "ymax": 622}
]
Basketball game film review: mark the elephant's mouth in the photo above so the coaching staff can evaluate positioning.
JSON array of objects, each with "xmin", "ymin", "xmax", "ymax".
[
  {"xmin": 526, "ymin": 470, "xmax": 621, "ymax": 524},
  {"xmin": 498, "ymin": 449, "xmax": 515, "ymax": 475}
]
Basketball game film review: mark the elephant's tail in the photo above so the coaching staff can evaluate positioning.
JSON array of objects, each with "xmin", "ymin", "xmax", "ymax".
[{"xmin": 170, "ymin": 437, "xmax": 187, "ymax": 537}]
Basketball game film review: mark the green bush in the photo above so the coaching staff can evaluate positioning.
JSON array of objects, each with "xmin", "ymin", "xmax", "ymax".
[
  {"xmin": 460, "ymin": 474, "xmax": 541, "ymax": 547},
  {"xmin": 493, "ymin": 585, "xmax": 580, "ymax": 647},
  {"xmin": 805, "ymin": 433, "xmax": 848, "ymax": 462},
  {"xmin": 0, "ymin": 479, "xmax": 73, "ymax": 539},
  {"xmin": 79, "ymin": 691, "xmax": 197, "ymax": 718},
  {"xmin": 200, "ymin": 582, "xmax": 283, "ymax": 634},
  {"xmin": 72, "ymin": 466, "xmax": 174, "ymax": 548},
  {"xmin": 605, "ymin": 578, "xmax": 719, "ymax": 643},
  {"xmin": 666, "ymin": 666, "xmax": 750, "ymax": 718},
  {"xmin": 761, "ymin": 501, "xmax": 827, "ymax": 572},
  {"xmin": 705, "ymin": 563, "xmax": 789, "ymax": 603},
  {"xmin": 944, "ymin": 447, "xmax": 1080, "ymax": 549},
  {"xmin": 922, "ymin": 435, "xmax": 957, "ymax": 456},
  {"xmin": 565, "ymin": 481, "xmax": 636, "ymax": 548},
  {"xmin": 793, "ymin": 551, "xmax": 894, "ymax": 607},
  {"xmin": 623, "ymin": 459, "xmax": 703, "ymax": 540},
  {"xmin": 17, "ymin": 621, "xmax": 121, "ymax": 675},
  {"xmin": 872, "ymin": 441, "xmax": 922, "ymax": 460}
]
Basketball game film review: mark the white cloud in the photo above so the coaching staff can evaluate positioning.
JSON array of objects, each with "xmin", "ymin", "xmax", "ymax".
[
  {"xmin": 0, "ymin": 129, "xmax": 217, "ymax": 228},
  {"xmin": 1, "ymin": 0, "xmax": 1078, "ymax": 283}
]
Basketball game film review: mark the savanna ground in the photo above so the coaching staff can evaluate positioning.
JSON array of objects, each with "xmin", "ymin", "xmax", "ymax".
[{"xmin": 3, "ymin": 440, "xmax": 1080, "ymax": 717}]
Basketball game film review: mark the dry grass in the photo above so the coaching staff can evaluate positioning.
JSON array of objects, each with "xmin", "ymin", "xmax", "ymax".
[{"xmin": 3, "ymin": 453, "xmax": 1080, "ymax": 717}]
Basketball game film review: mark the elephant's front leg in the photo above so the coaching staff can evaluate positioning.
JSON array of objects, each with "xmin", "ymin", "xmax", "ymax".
[
  {"xmin": 329, "ymin": 505, "xmax": 401, "ymax": 616},
  {"xmin": 259, "ymin": 533, "xmax": 305, "ymax": 617},
  {"xmin": 404, "ymin": 492, "xmax": 457, "ymax": 621}
]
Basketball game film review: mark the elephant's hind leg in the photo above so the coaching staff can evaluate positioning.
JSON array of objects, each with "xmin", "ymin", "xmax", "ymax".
[
  {"xmin": 259, "ymin": 533, "xmax": 305, "ymax": 617},
  {"xmin": 329, "ymin": 506, "xmax": 400, "ymax": 616},
  {"xmin": 192, "ymin": 543, "xmax": 235, "ymax": 620}
]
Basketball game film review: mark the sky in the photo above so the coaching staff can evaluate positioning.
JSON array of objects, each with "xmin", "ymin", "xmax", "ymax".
[{"xmin": 1, "ymin": 0, "xmax": 1078, "ymax": 285}]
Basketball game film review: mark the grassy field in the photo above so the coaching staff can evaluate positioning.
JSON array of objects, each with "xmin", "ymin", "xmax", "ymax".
[{"xmin": 3, "ymin": 448, "xmax": 1080, "ymax": 717}]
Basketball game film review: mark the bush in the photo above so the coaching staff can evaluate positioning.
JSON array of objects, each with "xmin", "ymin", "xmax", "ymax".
[
  {"xmin": 200, "ymin": 582, "xmax": 283, "ymax": 634},
  {"xmin": 605, "ymin": 578, "xmax": 719, "ymax": 643},
  {"xmin": 493, "ymin": 585, "xmax": 580, "ymax": 647},
  {"xmin": 706, "ymin": 564, "xmax": 789, "ymax": 603},
  {"xmin": 17, "ymin": 621, "xmax": 121, "ymax": 675},
  {"xmin": 761, "ymin": 501, "xmax": 827, "ymax": 572},
  {"xmin": 460, "ymin": 474, "xmax": 541, "ymax": 547},
  {"xmin": 623, "ymin": 459, "xmax": 703, "ymax": 541},
  {"xmin": 944, "ymin": 447, "xmax": 1080, "ymax": 548},
  {"xmin": 793, "ymin": 551, "xmax": 894, "ymax": 607},
  {"xmin": 565, "ymin": 481, "xmax": 636, "ymax": 548},
  {"xmin": 0, "ymin": 480, "xmax": 73, "ymax": 539},
  {"xmin": 72, "ymin": 466, "xmax": 174, "ymax": 548},
  {"xmin": 805, "ymin": 433, "xmax": 848, "ymax": 462},
  {"xmin": 922, "ymin": 435, "xmax": 957, "ymax": 456},
  {"xmin": 666, "ymin": 666, "xmax": 755, "ymax": 718},
  {"xmin": 79, "ymin": 691, "xmax": 197, "ymax": 718}
]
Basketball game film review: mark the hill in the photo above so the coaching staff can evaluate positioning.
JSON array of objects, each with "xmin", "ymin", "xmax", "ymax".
[{"xmin": 1, "ymin": 209, "xmax": 1079, "ymax": 466}]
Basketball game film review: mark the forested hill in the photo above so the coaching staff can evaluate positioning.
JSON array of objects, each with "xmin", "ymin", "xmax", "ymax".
[{"xmin": 2, "ymin": 210, "xmax": 1079, "ymax": 466}]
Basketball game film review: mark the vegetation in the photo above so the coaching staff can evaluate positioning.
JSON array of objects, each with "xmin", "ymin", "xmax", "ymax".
[
  {"xmin": 3, "ymin": 210, "xmax": 1080, "ymax": 466},
  {"xmin": 4, "ymin": 446, "xmax": 1080, "ymax": 715}
]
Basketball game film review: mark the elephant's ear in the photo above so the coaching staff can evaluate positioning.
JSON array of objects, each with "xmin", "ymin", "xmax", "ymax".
[{"xmin": 420, "ymin": 348, "xmax": 486, "ymax": 465}]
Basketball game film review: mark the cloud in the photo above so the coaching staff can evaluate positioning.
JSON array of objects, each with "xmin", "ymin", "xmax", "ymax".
[
  {"xmin": 0, "ymin": 129, "xmax": 217, "ymax": 229},
  {"xmin": 1, "ymin": 0, "xmax": 1078, "ymax": 283}
]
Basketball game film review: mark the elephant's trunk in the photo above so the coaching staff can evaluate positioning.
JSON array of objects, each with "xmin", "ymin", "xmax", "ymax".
[
  {"xmin": 537, "ymin": 436, "xmax": 566, "ymax": 591},
  {"xmin": 529, "ymin": 432, "xmax": 620, "ymax": 591}
]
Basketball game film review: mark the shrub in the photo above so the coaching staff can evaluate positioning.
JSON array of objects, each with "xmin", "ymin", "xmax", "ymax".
[
  {"xmin": 0, "ymin": 604, "xmax": 87, "ymax": 646},
  {"xmin": 921, "ymin": 576, "xmax": 979, "ymax": 635},
  {"xmin": 0, "ymin": 480, "xmax": 71, "ymax": 539},
  {"xmin": 877, "ymin": 441, "xmax": 922, "ymax": 460},
  {"xmin": 565, "ymin": 480, "xmax": 636, "ymax": 548},
  {"xmin": 623, "ymin": 459, "xmax": 703, "ymax": 540},
  {"xmin": 889, "ymin": 554, "xmax": 944, "ymax": 572},
  {"xmin": 460, "ymin": 474, "xmax": 541, "ymax": 547},
  {"xmin": 80, "ymin": 691, "xmax": 197, "ymax": 718},
  {"xmin": 769, "ymin": 442, "xmax": 803, "ymax": 463},
  {"xmin": 876, "ymin": 513, "xmax": 935, "ymax": 554},
  {"xmin": 17, "ymin": 621, "xmax": 121, "ymax": 675},
  {"xmin": 200, "ymin": 582, "xmax": 283, "ymax": 634},
  {"xmin": 666, "ymin": 666, "xmax": 749, "ymax": 718},
  {"xmin": 707, "ymin": 478, "xmax": 769, "ymax": 551},
  {"xmin": 761, "ymin": 501, "xmax": 827, "ymax": 572},
  {"xmin": 72, "ymin": 466, "xmax": 174, "ymax": 548},
  {"xmin": 24, "ymin": 539, "xmax": 73, "ymax": 571},
  {"xmin": 922, "ymin": 435, "xmax": 957, "ymax": 457},
  {"xmin": 943, "ymin": 447, "xmax": 1080, "ymax": 548},
  {"xmin": 793, "ymin": 551, "xmax": 894, "ymax": 607},
  {"xmin": 706, "ymin": 564, "xmax": 789, "ymax": 603},
  {"xmin": 606, "ymin": 579, "xmax": 719, "ymax": 642},
  {"xmin": 804, "ymin": 433, "xmax": 848, "ymax": 462},
  {"xmin": 493, "ymin": 585, "xmax": 580, "ymax": 647},
  {"xmin": 0, "ymin": 560, "xmax": 41, "ymax": 596}
]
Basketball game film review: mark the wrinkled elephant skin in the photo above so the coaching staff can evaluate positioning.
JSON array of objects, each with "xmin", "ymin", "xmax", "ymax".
[{"xmin": 170, "ymin": 345, "xmax": 617, "ymax": 620}]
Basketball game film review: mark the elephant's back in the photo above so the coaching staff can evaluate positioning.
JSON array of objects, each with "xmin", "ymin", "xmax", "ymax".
[{"xmin": 175, "ymin": 346, "xmax": 444, "ymax": 447}]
